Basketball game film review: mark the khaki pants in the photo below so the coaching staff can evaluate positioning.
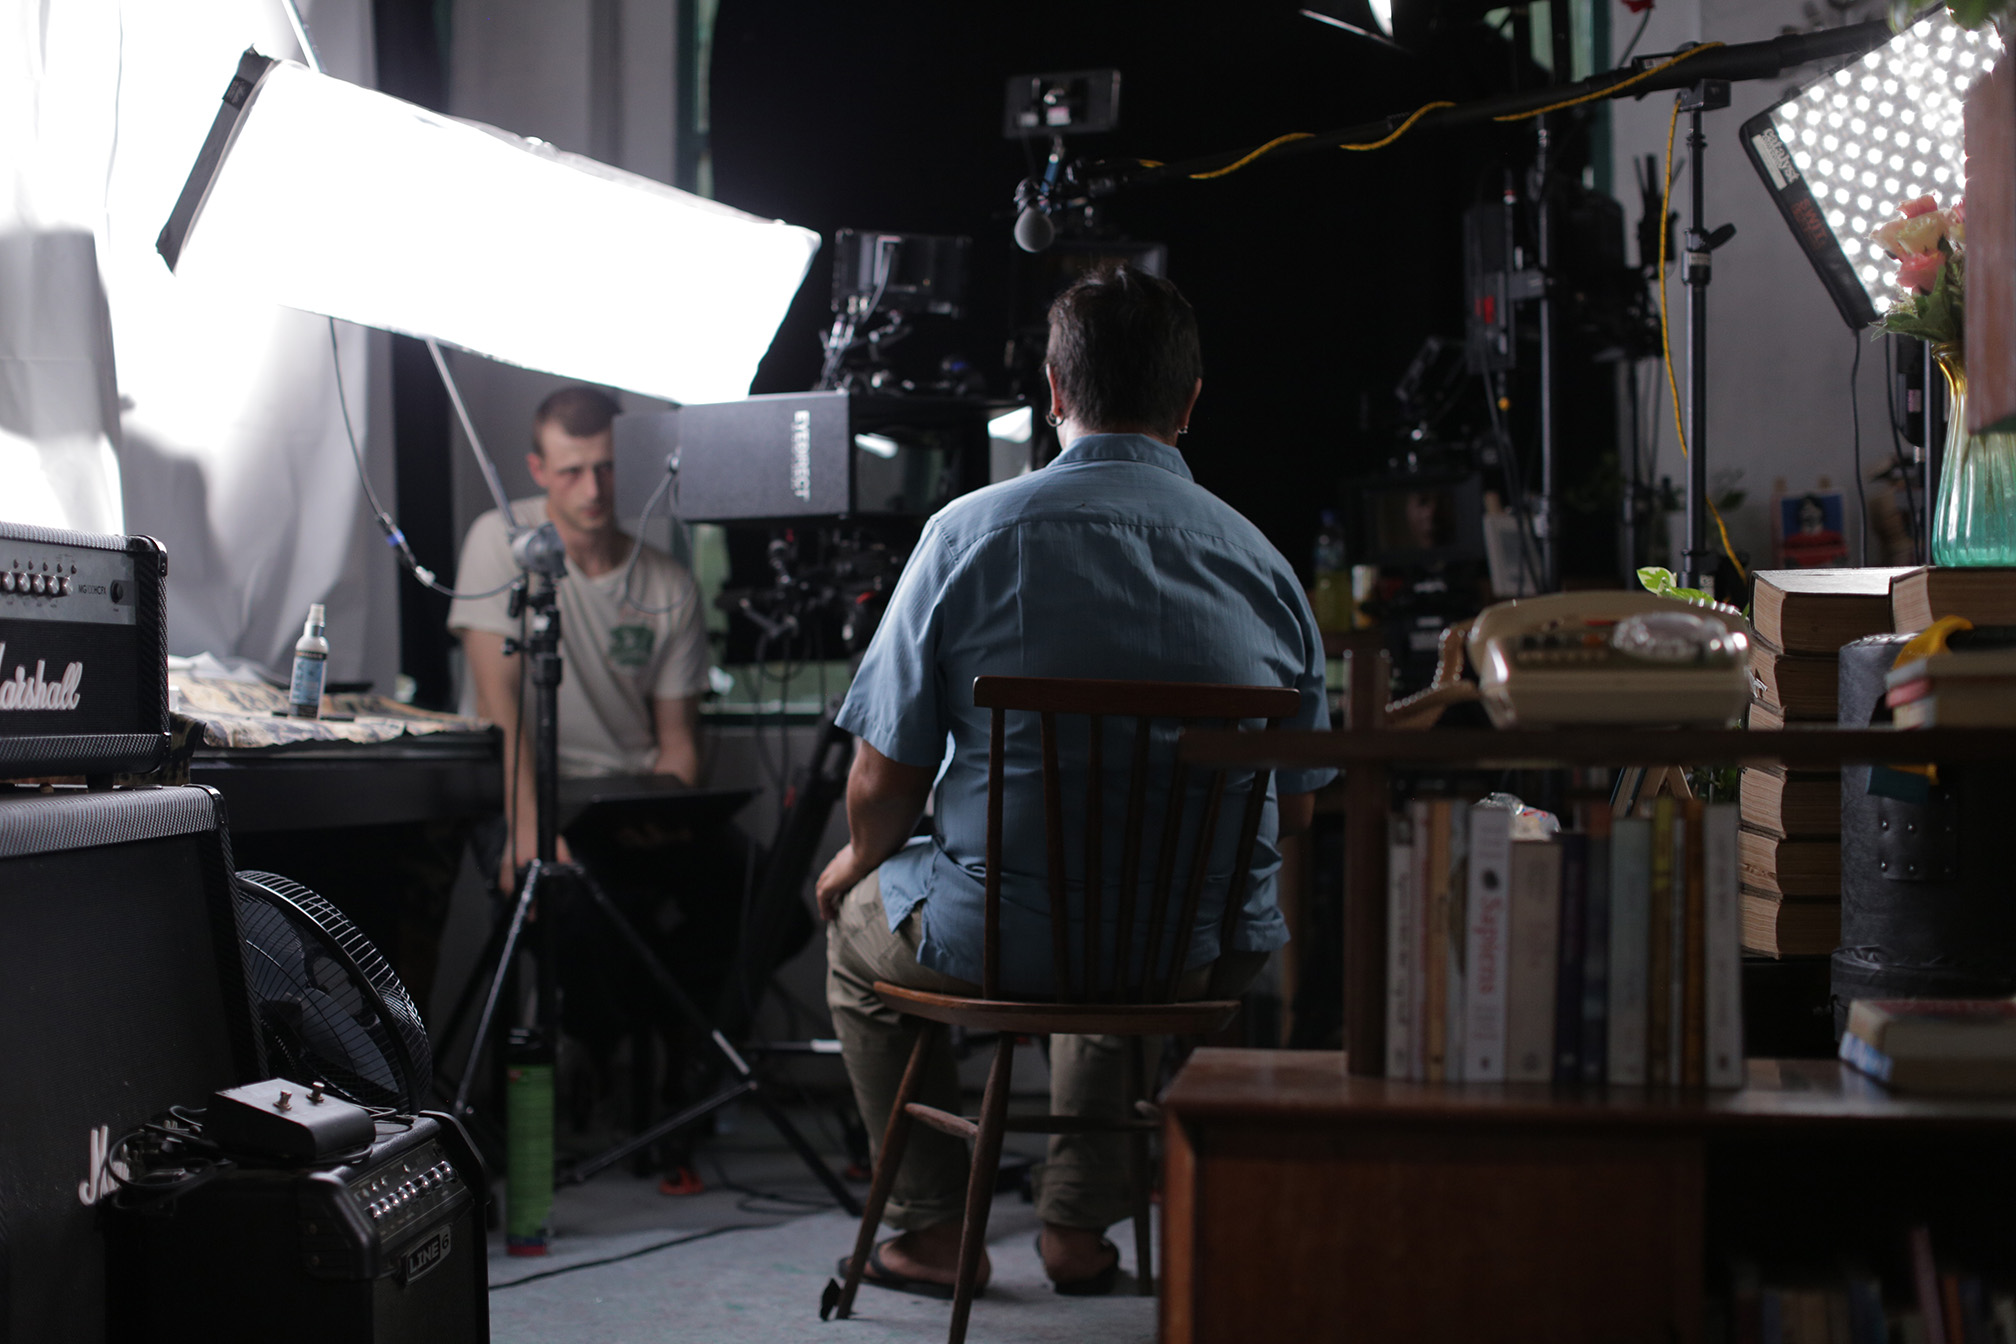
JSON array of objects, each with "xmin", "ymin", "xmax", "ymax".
[{"xmin": 825, "ymin": 871, "xmax": 1265, "ymax": 1232}]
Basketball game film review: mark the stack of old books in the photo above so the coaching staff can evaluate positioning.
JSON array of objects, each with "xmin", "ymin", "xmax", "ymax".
[{"xmin": 1741, "ymin": 569, "xmax": 1910, "ymax": 957}]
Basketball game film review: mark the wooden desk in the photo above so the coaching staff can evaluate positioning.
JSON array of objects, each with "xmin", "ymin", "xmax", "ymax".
[{"xmin": 1160, "ymin": 1049, "xmax": 2016, "ymax": 1344}]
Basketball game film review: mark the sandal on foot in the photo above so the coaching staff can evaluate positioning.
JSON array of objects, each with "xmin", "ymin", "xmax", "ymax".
[
  {"xmin": 1036, "ymin": 1233, "xmax": 1121, "ymax": 1297},
  {"xmin": 835, "ymin": 1239, "xmax": 985, "ymax": 1302}
]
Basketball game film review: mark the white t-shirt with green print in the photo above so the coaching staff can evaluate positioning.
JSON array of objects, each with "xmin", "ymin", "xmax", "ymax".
[{"xmin": 449, "ymin": 498, "xmax": 711, "ymax": 778}]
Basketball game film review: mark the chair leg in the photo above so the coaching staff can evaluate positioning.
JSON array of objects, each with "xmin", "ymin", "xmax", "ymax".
[
  {"xmin": 1129, "ymin": 1038, "xmax": 1155, "ymax": 1296},
  {"xmin": 947, "ymin": 1034, "xmax": 1016, "ymax": 1344},
  {"xmin": 833, "ymin": 1025, "xmax": 935, "ymax": 1321}
]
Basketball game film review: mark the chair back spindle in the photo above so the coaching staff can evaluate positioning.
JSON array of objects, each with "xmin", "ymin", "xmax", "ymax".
[{"xmin": 971, "ymin": 676, "xmax": 1300, "ymax": 1006}]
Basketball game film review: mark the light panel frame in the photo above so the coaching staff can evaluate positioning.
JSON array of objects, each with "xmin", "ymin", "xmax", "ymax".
[
  {"xmin": 1743, "ymin": 8, "xmax": 2002, "ymax": 330},
  {"xmin": 159, "ymin": 51, "xmax": 820, "ymax": 405}
]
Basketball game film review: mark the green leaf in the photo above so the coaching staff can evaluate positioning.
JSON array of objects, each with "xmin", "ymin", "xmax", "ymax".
[
  {"xmin": 1880, "ymin": 251, "xmax": 1966, "ymax": 346},
  {"xmin": 1636, "ymin": 566, "xmax": 1716, "ymax": 605},
  {"xmin": 1947, "ymin": 0, "xmax": 2006, "ymax": 29}
]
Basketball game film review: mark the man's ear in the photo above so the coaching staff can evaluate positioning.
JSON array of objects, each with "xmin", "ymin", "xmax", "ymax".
[
  {"xmin": 1044, "ymin": 363, "xmax": 1066, "ymax": 422},
  {"xmin": 525, "ymin": 450, "xmax": 547, "ymax": 491},
  {"xmin": 1180, "ymin": 377, "xmax": 1203, "ymax": 430}
]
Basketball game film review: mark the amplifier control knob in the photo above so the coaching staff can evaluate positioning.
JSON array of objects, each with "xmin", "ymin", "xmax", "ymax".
[
  {"xmin": 55, "ymin": 576, "xmax": 68, "ymax": 596},
  {"xmin": 1, "ymin": 572, "xmax": 12, "ymax": 592},
  {"xmin": 27, "ymin": 574, "xmax": 42, "ymax": 595}
]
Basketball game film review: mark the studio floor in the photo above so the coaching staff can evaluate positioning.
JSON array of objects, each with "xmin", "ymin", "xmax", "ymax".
[{"xmin": 482, "ymin": 1111, "xmax": 1158, "ymax": 1344}]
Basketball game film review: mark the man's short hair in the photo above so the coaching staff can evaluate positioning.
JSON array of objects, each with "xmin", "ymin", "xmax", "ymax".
[
  {"xmin": 1044, "ymin": 265, "xmax": 1202, "ymax": 436},
  {"xmin": 532, "ymin": 385, "xmax": 621, "ymax": 452}
]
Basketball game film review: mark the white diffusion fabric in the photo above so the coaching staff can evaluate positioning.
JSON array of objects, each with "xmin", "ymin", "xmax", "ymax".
[
  {"xmin": 3, "ymin": 0, "xmax": 399, "ymax": 687},
  {"xmin": 171, "ymin": 61, "xmax": 821, "ymax": 406}
]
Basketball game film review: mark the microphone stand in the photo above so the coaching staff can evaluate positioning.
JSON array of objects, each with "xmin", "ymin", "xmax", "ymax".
[{"xmin": 443, "ymin": 525, "xmax": 860, "ymax": 1238}]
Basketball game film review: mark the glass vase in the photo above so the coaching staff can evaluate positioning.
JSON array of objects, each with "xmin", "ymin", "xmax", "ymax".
[{"xmin": 1931, "ymin": 344, "xmax": 2016, "ymax": 566}]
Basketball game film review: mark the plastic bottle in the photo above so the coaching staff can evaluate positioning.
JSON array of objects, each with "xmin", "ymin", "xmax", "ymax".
[
  {"xmin": 287, "ymin": 603, "xmax": 329, "ymax": 718},
  {"xmin": 1312, "ymin": 510, "xmax": 1348, "ymax": 632}
]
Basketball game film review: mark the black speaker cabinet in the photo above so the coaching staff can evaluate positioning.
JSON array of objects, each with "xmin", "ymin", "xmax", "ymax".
[
  {"xmin": 109, "ymin": 1113, "xmax": 490, "ymax": 1344},
  {"xmin": 0, "ymin": 785, "xmax": 262, "ymax": 1343}
]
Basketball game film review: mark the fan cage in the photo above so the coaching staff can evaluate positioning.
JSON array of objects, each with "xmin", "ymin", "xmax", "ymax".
[{"xmin": 233, "ymin": 870, "xmax": 433, "ymax": 1111}]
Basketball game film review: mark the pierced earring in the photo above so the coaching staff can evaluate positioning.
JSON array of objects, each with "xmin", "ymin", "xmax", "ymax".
[
  {"xmin": 1177, "ymin": 426, "xmax": 1190, "ymax": 436},
  {"xmin": 1045, "ymin": 411, "xmax": 1064, "ymax": 428}
]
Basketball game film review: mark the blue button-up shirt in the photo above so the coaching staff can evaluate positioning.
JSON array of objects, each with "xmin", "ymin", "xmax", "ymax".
[{"xmin": 836, "ymin": 433, "xmax": 1335, "ymax": 994}]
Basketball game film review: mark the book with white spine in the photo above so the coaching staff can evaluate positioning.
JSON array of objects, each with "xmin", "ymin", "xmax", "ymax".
[
  {"xmin": 1704, "ymin": 802, "xmax": 1745, "ymax": 1088},
  {"xmin": 1462, "ymin": 804, "xmax": 1514, "ymax": 1080},
  {"xmin": 1505, "ymin": 840, "xmax": 1562, "ymax": 1082},
  {"xmin": 1386, "ymin": 815, "xmax": 1416, "ymax": 1080},
  {"xmin": 1607, "ymin": 816, "xmax": 1653, "ymax": 1085}
]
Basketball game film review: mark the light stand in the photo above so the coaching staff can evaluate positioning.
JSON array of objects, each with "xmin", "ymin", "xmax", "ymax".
[
  {"xmin": 443, "ymin": 524, "xmax": 860, "ymax": 1228},
  {"xmin": 1679, "ymin": 81, "xmax": 1738, "ymax": 594}
]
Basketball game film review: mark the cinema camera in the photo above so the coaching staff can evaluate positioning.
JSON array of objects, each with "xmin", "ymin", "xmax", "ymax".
[{"xmin": 618, "ymin": 389, "xmax": 1021, "ymax": 660}]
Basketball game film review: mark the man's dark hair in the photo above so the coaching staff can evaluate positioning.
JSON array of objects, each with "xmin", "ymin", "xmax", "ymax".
[
  {"xmin": 1045, "ymin": 265, "xmax": 1202, "ymax": 436},
  {"xmin": 531, "ymin": 385, "xmax": 621, "ymax": 452}
]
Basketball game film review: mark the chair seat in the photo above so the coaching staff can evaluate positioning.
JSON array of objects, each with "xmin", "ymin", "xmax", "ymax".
[{"xmin": 871, "ymin": 981, "xmax": 1241, "ymax": 1037}]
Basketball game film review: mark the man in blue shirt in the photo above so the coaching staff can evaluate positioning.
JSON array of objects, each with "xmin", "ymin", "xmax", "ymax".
[{"xmin": 818, "ymin": 267, "xmax": 1334, "ymax": 1297}]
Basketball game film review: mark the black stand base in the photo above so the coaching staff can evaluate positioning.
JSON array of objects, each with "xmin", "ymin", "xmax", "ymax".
[{"xmin": 440, "ymin": 858, "xmax": 860, "ymax": 1216}]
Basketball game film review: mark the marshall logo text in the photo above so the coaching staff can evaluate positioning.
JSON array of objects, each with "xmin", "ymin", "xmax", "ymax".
[{"xmin": 0, "ymin": 643, "xmax": 84, "ymax": 711}]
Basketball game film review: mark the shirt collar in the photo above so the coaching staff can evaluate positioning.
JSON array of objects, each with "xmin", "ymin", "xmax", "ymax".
[{"xmin": 1053, "ymin": 432, "xmax": 1193, "ymax": 482}]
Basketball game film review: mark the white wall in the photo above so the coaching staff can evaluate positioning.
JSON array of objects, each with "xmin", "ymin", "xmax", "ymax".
[
  {"xmin": 443, "ymin": 0, "xmax": 679, "ymax": 552},
  {"xmin": 1609, "ymin": 0, "xmax": 1900, "ymax": 570}
]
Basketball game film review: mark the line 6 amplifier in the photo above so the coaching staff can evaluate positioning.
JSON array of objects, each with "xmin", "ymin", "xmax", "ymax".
[
  {"xmin": 0, "ymin": 521, "xmax": 169, "ymax": 779},
  {"xmin": 109, "ymin": 1112, "xmax": 490, "ymax": 1344}
]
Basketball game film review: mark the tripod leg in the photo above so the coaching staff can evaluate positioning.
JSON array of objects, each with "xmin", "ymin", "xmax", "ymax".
[
  {"xmin": 432, "ymin": 899, "xmax": 518, "ymax": 1094},
  {"xmin": 747, "ymin": 1084, "xmax": 862, "ymax": 1216},
  {"xmin": 565, "ymin": 870, "xmax": 859, "ymax": 1211},
  {"xmin": 451, "ymin": 863, "xmax": 542, "ymax": 1118}
]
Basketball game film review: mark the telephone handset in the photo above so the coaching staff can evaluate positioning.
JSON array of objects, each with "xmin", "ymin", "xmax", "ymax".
[{"xmin": 1465, "ymin": 590, "xmax": 1750, "ymax": 729}]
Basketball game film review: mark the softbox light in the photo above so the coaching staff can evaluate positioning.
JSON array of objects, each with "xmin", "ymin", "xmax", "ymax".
[
  {"xmin": 1743, "ymin": 8, "xmax": 2002, "ymax": 330},
  {"xmin": 159, "ymin": 51, "xmax": 819, "ymax": 404}
]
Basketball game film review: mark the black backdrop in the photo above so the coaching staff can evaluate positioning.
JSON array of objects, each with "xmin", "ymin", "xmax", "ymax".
[{"xmin": 709, "ymin": 0, "xmax": 1558, "ymax": 579}]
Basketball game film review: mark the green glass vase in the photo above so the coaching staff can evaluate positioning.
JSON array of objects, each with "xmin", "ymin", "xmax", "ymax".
[{"xmin": 1931, "ymin": 345, "xmax": 2016, "ymax": 566}]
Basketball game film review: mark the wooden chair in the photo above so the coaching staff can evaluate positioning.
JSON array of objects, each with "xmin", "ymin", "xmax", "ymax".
[{"xmin": 827, "ymin": 674, "xmax": 1302, "ymax": 1344}]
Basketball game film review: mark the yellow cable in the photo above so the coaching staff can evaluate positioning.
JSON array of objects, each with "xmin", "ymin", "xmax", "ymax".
[
  {"xmin": 1339, "ymin": 100, "xmax": 1456, "ymax": 151},
  {"xmin": 1495, "ymin": 41, "xmax": 1725, "ymax": 122},
  {"xmin": 1656, "ymin": 93, "xmax": 1747, "ymax": 582},
  {"xmin": 1188, "ymin": 133, "xmax": 1315, "ymax": 180}
]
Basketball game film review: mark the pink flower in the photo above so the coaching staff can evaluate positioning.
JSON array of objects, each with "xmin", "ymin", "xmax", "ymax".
[{"xmin": 1896, "ymin": 250, "xmax": 1944, "ymax": 294}]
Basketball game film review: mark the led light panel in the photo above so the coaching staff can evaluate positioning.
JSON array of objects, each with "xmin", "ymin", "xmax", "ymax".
[
  {"xmin": 160, "ymin": 54, "xmax": 819, "ymax": 404},
  {"xmin": 1742, "ymin": 8, "xmax": 2000, "ymax": 329}
]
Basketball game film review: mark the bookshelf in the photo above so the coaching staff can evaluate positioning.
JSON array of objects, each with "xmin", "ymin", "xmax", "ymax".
[
  {"xmin": 1182, "ymin": 717, "xmax": 2016, "ymax": 1077},
  {"xmin": 1160, "ymin": 1050, "xmax": 2016, "ymax": 1343},
  {"xmin": 1163, "ymin": 679, "xmax": 2016, "ymax": 1341}
]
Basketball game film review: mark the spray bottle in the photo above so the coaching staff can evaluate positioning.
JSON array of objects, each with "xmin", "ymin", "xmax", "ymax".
[{"xmin": 287, "ymin": 603, "xmax": 329, "ymax": 718}]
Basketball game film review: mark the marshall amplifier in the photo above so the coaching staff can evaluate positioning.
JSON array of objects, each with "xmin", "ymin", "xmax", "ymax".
[
  {"xmin": 616, "ymin": 392, "xmax": 1005, "ymax": 524},
  {"xmin": 0, "ymin": 784, "xmax": 263, "ymax": 1344},
  {"xmin": 109, "ymin": 1113, "xmax": 490, "ymax": 1344},
  {"xmin": 0, "ymin": 521, "xmax": 170, "ymax": 780}
]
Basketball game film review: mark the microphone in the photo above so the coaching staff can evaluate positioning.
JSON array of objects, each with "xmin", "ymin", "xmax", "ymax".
[
  {"xmin": 1014, "ymin": 204, "xmax": 1056, "ymax": 253},
  {"xmin": 510, "ymin": 522, "xmax": 568, "ymax": 577},
  {"xmin": 1012, "ymin": 173, "xmax": 1057, "ymax": 253}
]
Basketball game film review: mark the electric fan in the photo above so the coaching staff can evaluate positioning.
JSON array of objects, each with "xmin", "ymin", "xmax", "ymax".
[{"xmin": 232, "ymin": 870, "xmax": 433, "ymax": 1113}]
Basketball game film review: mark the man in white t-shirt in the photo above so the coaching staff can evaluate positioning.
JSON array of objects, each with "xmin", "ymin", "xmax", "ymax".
[
  {"xmin": 450, "ymin": 385, "xmax": 752, "ymax": 1193},
  {"xmin": 448, "ymin": 386, "xmax": 712, "ymax": 892}
]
